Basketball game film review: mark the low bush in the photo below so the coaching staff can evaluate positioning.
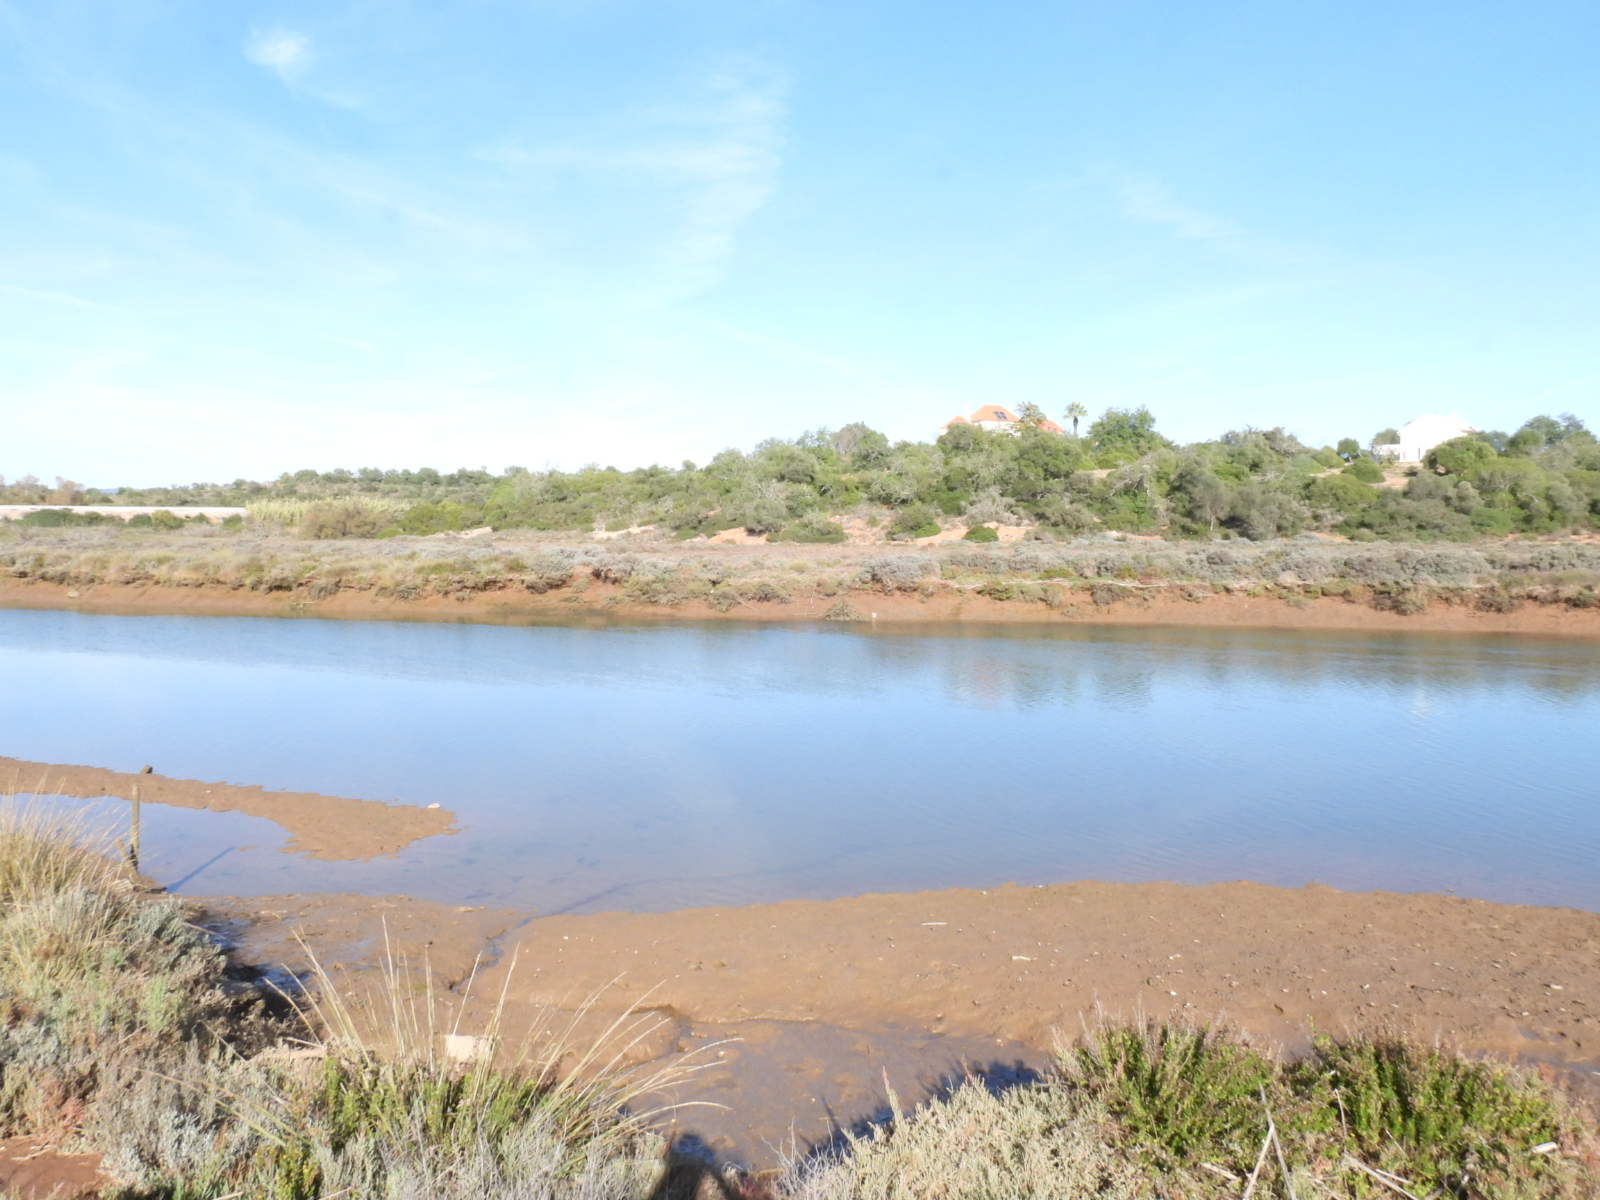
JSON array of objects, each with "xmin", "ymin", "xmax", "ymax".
[
  {"xmin": 962, "ymin": 524, "xmax": 999, "ymax": 543},
  {"xmin": 301, "ymin": 500, "xmax": 392, "ymax": 540},
  {"xmin": 1342, "ymin": 458, "xmax": 1386, "ymax": 484},
  {"xmin": 15, "ymin": 509, "xmax": 116, "ymax": 528},
  {"xmin": 787, "ymin": 1020, "xmax": 1598, "ymax": 1199},
  {"xmin": 771, "ymin": 514, "xmax": 848, "ymax": 544},
  {"xmin": 887, "ymin": 505, "xmax": 942, "ymax": 541},
  {"xmin": 0, "ymin": 801, "xmax": 682, "ymax": 1199},
  {"xmin": 859, "ymin": 556, "xmax": 933, "ymax": 592}
]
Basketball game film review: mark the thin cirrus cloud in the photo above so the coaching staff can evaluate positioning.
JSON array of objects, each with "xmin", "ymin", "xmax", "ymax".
[
  {"xmin": 1113, "ymin": 172, "xmax": 1317, "ymax": 268},
  {"xmin": 242, "ymin": 27, "xmax": 364, "ymax": 110},
  {"xmin": 243, "ymin": 28, "xmax": 310, "ymax": 79},
  {"xmin": 478, "ymin": 63, "xmax": 787, "ymax": 304}
]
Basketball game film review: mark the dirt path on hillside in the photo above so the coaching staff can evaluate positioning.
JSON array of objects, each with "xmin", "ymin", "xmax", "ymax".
[
  {"xmin": 5, "ymin": 576, "xmax": 1600, "ymax": 636},
  {"xmin": 208, "ymin": 880, "xmax": 1600, "ymax": 1166},
  {"xmin": 1, "ymin": 757, "xmax": 456, "ymax": 860}
]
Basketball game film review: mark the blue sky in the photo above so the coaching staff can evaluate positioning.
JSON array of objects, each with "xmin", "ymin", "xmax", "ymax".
[{"xmin": 3, "ymin": 0, "xmax": 1597, "ymax": 485}]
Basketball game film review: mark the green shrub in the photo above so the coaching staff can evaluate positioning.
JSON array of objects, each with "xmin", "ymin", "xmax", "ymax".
[
  {"xmin": 888, "ymin": 505, "xmax": 942, "ymax": 540},
  {"xmin": 1343, "ymin": 458, "xmax": 1386, "ymax": 484},
  {"xmin": 771, "ymin": 514, "xmax": 848, "ymax": 544},
  {"xmin": 1297, "ymin": 1035, "xmax": 1581, "ymax": 1196},
  {"xmin": 398, "ymin": 501, "xmax": 485, "ymax": 536},
  {"xmin": 149, "ymin": 510, "xmax": 186, "ymax": 531},
  {"xmin": 962, "ymin": 524, "xmax": 999, "ymax": 542},
  {"xmin": 16, "ymin": 509, "xmax": 115, "ymax": 528},
  {"xmin": 792, "ymin": 1021, "xmax": 1599, "ymax": 1199},
  {"xmin": 301, "ymin": 500, "xmax": 391, "ymax": 540},
  {"xmin": 1062, "ymin": 1022, "xmax": 1285, "ymax": 1169}
]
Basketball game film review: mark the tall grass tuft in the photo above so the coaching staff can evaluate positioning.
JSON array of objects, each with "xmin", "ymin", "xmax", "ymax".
[
  {"xmin": 0, "ymin": 798, "xmax": 129, "ymax": 903},
  {"xmin": 107, "ymin": 931, "xmax": 717, "ymax": 1199}
]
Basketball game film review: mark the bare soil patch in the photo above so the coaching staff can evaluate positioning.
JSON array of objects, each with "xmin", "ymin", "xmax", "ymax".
[{"xmin": 0, "ymin": 1137, "xmax": 105, "ymax": 1199}]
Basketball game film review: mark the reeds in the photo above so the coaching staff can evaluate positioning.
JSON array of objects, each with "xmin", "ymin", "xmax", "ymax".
[{"xmin": 247, "ymin": 496, "xmax": 410, "ymax": 532}]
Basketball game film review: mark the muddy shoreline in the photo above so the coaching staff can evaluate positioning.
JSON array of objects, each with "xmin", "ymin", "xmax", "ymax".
[
  {"xmin": 1, "ymin": 757, "xmax": 455, "ymax": 861},
  {"xmin": 208, "ymin": 879, "xmax": 1600, "ymax": 1166},
  {"xmin": 6, "ymin": 576, "xmax": 1600, "ymax": 636}
]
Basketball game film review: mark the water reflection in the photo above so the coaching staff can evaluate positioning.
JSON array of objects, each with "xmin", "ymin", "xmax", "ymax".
[{"xmin": 2, "ymin": 609, "xmax": 1598, "ymax": 914}]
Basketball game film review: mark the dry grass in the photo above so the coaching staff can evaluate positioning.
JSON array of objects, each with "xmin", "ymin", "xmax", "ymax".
[
  {"xmin": 7, "ymin": 522, "xmax": 1600, "ymax": 617},
  {"xmin": 91, "ymin": 936, "xmax": 716, "ymax": 1199},
  {"xmin": 0, "ymin": 799, "xmax": 709, "ymax": 1198},
  {"xmin": 0, "ymin": 798, "xmax": 129, "ymax": 904}
]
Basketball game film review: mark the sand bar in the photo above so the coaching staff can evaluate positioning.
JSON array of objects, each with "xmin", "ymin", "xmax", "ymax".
[{"xmin": 1, "ymin": 757, "xmax": 456, "ymax": 861}]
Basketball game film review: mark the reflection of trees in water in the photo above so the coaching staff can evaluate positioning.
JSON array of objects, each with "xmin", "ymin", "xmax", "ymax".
[
  {"xmin": 857, "ymin": 626, "xmax": 1600, "ymax": 711},
  {"xmin": 7, "ymin": 609, "xmax": 1599, "ymax": 708}
]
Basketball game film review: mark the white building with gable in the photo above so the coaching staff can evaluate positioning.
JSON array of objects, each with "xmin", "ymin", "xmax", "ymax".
[{"xmin": 1384, "ymin": 414, "xmax": 1479, "ymax": 464}]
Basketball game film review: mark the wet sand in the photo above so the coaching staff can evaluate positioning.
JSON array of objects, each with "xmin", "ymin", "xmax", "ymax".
[
  {"xmin": 1, "ymin": 757, "xmax": 455, "ymax": 861},
  {"xmin": 208, "ymin": 879, "xmax": 1600, "ymax": 1167},
  {"xmin": 5, "ymin": 576, "xmax": 1600, "ymax": 637}
]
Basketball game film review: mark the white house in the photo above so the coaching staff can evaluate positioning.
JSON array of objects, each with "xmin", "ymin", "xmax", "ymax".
[
  {"xmin": 1383, "ymin": 414, "xmax": 1478, "ymax": 464},
  {"xmin": 942, "ymin": 405, "xmax": 1064, "ymax": 435}
]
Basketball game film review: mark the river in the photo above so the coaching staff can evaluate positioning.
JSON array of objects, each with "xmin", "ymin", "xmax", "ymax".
[{"xmin": 3, "ymin": 608, "xmax": 1597, "ymax": 913}]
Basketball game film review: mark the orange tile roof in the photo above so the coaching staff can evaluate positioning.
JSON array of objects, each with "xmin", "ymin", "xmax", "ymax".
[
  {"xmin": 943, "ymin": 408, "xmax": 1065, "ymax": 433},
  {"xmin": 970, "ymin": 405, "xmax": 1017, "ymax": 423}
]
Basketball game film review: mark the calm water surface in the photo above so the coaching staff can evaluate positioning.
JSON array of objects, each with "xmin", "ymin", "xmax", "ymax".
[{"xmin": 3, "ymin": 609, "xmax": 1598, "ymax": 913}]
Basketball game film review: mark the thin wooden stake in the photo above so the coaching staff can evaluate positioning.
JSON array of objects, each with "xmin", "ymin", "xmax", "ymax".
[{"xmin": 130, "ymin": 783, "xmax": 141, "ymax": 869}]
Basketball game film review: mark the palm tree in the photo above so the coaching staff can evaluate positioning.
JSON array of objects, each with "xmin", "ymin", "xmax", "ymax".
[{"xmin": 1064, "ymin": 402, "xmax": 1088, "ymax": 438}]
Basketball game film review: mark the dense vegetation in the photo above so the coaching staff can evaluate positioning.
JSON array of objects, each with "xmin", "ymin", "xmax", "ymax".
[
  {"xmin": 7, "ymin": 409, "xmax": 1597, "ymax": 542},
  {"xmin": 2, "ymin": 806, "xmax": 1594, "ymax": 1198}
]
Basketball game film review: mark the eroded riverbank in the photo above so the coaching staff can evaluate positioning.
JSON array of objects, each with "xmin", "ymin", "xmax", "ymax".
[{"xmin": 8, "ymin": 575, "xmax": 1600, "ymax": 636}]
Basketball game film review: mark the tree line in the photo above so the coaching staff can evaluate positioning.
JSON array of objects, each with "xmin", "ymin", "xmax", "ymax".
[{"xmin": 7, "ymin": 408, "xmax": 1597, "ymax": 542}]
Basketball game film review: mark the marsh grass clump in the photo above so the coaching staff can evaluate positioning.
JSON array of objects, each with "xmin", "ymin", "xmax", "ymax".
[
  {"xmin": 0, "ymin": 802, "xmax": 245, "ymax": 1139},
  {"xmin": 1061, "ymin": 1020, "xmax": 1286, "ymax": 1169},
  {"xmin": 785, "ymin": 1080, "xmax": 1145, "ymax": 1200},
  {"xmin": 784, "ymin": 1019, "xmax": 1600, "ymax": 1200},
  {"xmin": 0, "ymin": 801, "xmax": 127, "ymax": 903},
  {"xmin": 163, "ymin": 935, "xmax": 698, "ymax": 1200},
  {"xmin": 0, "ymin": 800, "xmax": 692, "ymax": 1200},
  {"xmin": 859, "ymin": 555, "xmax": 933, "ymax": 592}
]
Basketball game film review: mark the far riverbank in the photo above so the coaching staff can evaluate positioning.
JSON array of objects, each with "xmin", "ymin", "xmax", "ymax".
[
  {"xmin": 5, "ymin": 527, "xmax": 1600, "ymax": 635},
  {"xmin": 7, "ymin": 575, "xmax": 1600, "ymax": 636}
]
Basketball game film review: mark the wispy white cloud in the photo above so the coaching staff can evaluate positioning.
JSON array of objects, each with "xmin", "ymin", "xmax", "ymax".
[
  {"xmin": 1116, "ymin": 174, "xmax": 1237, "ymax": 243},
  {"xmin": 0, "ymin": 282, "xmax": 123, "ymax": 312},
  {"xmin": 244, "ymin": 28, "xmax": 310, "ymax": 80},
  {"xmin": 1108, "ymin": 171, "xmax": 1318, "ymax": 268},
  {"xmin": 477, "ymin": 60, "xmax": 787, "ymax": 302},
  {"xmin": 242, "ymin": 27, "xmax": 367, "ymax": 110}
]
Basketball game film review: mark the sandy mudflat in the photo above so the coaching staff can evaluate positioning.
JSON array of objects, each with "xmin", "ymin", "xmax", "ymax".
[
  {"xmin": 1, "ymin": 757, "xmax": 455, "ymax": 861},
  {"xmin": 5, "ymin": 575, "xmax": 1600, "ymax": 635},
  {"xmin": 208, "ymin": 879, "xmax": 1600, "ymax": 1165}
]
